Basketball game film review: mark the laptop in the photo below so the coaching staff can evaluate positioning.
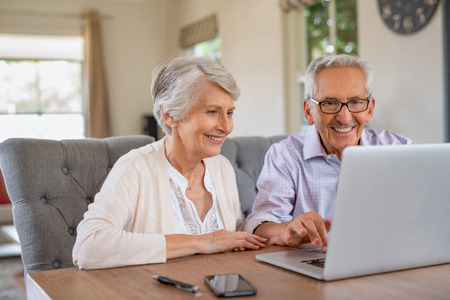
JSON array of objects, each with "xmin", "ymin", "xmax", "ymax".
[{"xmin": 256, "ymin": 143, "xmax": 450, "ymax": 281}]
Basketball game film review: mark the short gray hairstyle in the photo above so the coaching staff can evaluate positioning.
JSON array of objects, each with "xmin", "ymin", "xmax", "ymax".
[
  {"xmin": 151, "ymin": 56, "xmax": 241, "ymax": 135},
  {"xmin": 304, "ymin": 54, "xmax": 373, "ymax": 100}
]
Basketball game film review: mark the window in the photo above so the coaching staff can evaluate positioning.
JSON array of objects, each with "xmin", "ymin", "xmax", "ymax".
[
  {"xmin": 306, "ymin": 0, "xmax": 357, "ymax": 62},
  {"xmin": 0, "ymin": 34, "xmax": 84, "ymax": 142},
  {"xmin": 282, "ymin": 0, "xmax": 358, "ymax": 133},
  {"xmin": 180, "ymin": 14, "xmax": 220, "ymax": 60},
  {"xmin": 185, "ymin": 37, "xmax": 222, "ymax": 61}
]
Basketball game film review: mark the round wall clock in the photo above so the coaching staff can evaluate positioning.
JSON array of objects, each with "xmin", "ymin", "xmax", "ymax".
[{"xmin": 378, "ymin": 0, "xmax": 440, "ymax": 35}]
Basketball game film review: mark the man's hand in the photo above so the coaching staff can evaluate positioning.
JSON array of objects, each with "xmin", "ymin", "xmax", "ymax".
[{"xmin": 282, "ymin": 211, "xmax": 332, "ymax": 252}]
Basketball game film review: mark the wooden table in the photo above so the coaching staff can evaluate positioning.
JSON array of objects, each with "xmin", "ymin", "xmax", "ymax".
[{"xmin": 27, "ymin": 245, "xmax": 450, "ymax": 299}]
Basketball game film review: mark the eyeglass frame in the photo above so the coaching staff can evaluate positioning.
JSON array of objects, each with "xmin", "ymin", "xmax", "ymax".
[{"xmin": 309, "ymin": 98, "xmax": 371, "ymax": 114}]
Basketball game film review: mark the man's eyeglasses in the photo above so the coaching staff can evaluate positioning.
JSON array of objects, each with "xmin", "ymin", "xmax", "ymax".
[{"xmin": 309, "ymin": 98, "xmax": 370, "ymax": 114}]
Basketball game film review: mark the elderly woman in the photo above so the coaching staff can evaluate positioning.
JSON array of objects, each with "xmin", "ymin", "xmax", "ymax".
[{"xmin": 72, "ymin": 57, "xmax": 266, "ymax": 269}]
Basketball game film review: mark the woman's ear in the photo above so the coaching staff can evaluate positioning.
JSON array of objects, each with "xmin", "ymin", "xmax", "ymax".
[{"xmin": 161, "ymin": 107, "xmax": 177, "ymax": 128}]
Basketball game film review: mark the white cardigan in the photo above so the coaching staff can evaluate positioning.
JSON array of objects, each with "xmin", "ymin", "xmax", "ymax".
[{"xmin": 72, "ymin": 138, "xmax": 242, "ymax": 269}]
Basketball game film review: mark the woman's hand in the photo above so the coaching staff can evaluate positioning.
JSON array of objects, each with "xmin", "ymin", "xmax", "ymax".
[
  {"xmin": 196, "ymin": 229, "xmax": 267, "ymax": 254},
  {"xmin": 165, "ymin": 230, "xmax": 266, "ymax": 260}
]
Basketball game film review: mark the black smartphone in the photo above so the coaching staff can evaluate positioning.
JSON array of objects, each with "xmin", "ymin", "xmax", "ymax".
[{"xmin": 204, "ymin": 273, "xmax": 257, "ymax": 297}]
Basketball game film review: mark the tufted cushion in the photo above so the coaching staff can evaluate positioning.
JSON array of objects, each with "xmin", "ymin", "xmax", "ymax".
[
  {"xmin": 0, "ymin": 134, "xmax": 285, "ymax": 274},
  {"xmin": 0, "ymin": 135, "xmax": 154, "ymax": 274},
  {"xmin": 221, "ymin": 135, "xmax": 287, "ymax": 217}
]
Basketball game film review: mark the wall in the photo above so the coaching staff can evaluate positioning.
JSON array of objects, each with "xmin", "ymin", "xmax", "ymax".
[
  {"xmin": 0, "ymin": 0, "xmax": 164, "ymax": 137},
  {"xmin": 165, "ymin": 0, "xmax": 285, "ymax": 137},
  {"xmin": 358, "ymin": 1, "xmax": 445, "ymax": 143},
  {"xmin": 165, "ymin": 0, "xmax": 446, "ymax": 141},
  {"xmin": 0, "ymin": 0, "xmax": 446, "ymax": 142}
]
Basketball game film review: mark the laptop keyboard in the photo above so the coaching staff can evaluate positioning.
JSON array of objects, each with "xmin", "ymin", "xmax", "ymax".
[{"xmin": 301, "ymin": 258, "xmax": 325, "ymax": 268}]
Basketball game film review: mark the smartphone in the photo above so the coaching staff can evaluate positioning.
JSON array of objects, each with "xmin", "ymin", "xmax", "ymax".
[{"xmin": 204, "ymin": 273, "xmax": 257, "ymax": 297}]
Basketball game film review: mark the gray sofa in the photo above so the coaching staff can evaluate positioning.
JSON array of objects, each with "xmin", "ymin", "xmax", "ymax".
[{"xmin": 0, "ymin": 134, "xmax": 286, "ymax": 275}]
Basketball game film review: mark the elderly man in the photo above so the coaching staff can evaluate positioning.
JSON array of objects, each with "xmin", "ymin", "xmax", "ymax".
[{"xmin": 245, "ymin": 54, "xmax": 412, "ymax": 252}]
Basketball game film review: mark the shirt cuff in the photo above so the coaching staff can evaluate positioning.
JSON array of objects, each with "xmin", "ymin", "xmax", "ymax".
[{"xmin": 244, "ymin": 212, "xmax": 287, "ymax": 234}]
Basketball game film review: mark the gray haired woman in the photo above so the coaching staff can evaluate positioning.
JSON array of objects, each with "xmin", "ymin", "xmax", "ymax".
[{"xmin": 73, "ymin": 57, "xmax": 266, "ymax": 269}]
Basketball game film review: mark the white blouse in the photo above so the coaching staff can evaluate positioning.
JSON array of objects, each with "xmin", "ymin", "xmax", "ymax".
[{"xmin": 167, "ymin": 160, "xmax": 225, "ymax": 234}]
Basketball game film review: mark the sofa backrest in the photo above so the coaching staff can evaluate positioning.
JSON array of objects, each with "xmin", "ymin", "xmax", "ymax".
[
  {"xmin": 0, "ymin": 135, "xmax": 154, "ymax": 274},
  {"xmin": 221, "ymin": 135, "xmax": 287, "ymax": 217},
  {"xmin": 0, "ymin": 134, "xmax": 286, "ymax": 274}
]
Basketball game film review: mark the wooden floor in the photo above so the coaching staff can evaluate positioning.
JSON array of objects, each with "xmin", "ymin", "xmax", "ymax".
[
  {"xmin": 0, "ymin": 225, "xmax": 25, "ymax": 299},
  {"xmin": 0, "ymin": 256, "xmax": 26, "ymax": 300}
]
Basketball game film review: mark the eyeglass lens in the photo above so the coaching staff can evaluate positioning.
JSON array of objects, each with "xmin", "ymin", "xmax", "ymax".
[{"xmin": 321, "ymin": 99, "xmax": 369, "ymax": 113}]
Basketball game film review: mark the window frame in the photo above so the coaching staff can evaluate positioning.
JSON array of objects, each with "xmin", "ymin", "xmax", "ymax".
[{"xmin": 0, "ymin": 34, "xmax": 85, "ymax": 141}]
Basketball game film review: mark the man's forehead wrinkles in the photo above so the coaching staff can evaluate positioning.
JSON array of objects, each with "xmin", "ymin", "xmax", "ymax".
[{"xmin": 321, "ymin": 95, "xmax": 366, "ymax": 101}]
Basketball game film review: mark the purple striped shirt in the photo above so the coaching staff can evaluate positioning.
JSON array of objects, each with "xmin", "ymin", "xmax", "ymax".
[{"xmin": 244, "ymin": 125, "xmax": 413, "ymax": 233}]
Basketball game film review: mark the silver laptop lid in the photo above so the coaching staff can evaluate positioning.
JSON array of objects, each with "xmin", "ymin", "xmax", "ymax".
[{"xmin": 324, "ymin": 143, "xmax": 450, "ymax": 281}]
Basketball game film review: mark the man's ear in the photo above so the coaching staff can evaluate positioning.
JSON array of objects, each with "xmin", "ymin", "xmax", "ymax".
[
  {"xmin": 303, "ymin": 99, "xmax": 315, "ymax": 125},
  {"xmin": 365, "ymin": 97, "xmax": 375, "ymax": 123}
]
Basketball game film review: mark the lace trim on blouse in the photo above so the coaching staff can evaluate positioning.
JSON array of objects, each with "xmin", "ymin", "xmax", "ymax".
[{"xmin": 167, "ymin": 161, "xmax": 221, "ymax": 235}]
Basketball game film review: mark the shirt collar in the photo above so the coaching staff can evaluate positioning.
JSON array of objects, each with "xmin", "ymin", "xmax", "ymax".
[
  {"xmin": 359, "ymin": 128, "xmax": 368, "ymax": 146},
  {"xmin": 304, "ymin": 125, "xmax": 368, "ymax": 160},
  {"xmin": 304, "ymin": 124, "xmax": 328, "ymax": 160}
]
